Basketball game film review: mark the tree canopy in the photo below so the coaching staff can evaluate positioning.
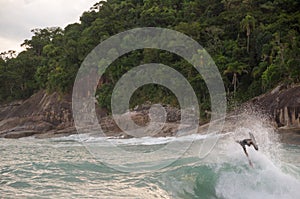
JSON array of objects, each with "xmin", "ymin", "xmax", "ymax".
[{"xmin": 1, "ymin": 0, "xmax": 299, "ymax": 117}]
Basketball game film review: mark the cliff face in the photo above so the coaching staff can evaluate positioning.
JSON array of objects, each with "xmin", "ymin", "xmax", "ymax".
[
  {"xmin": 250, "ymin": 84, "xmax": 300, "ymax": 129},
  {"xmin": 0, "ymin": 91, "xmax": 74, "ymax": 138}
]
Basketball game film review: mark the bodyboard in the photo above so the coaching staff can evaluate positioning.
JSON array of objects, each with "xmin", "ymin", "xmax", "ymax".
[{"xmin": 249, "ymin": 132, "xmax": 258, "ymax": 150}]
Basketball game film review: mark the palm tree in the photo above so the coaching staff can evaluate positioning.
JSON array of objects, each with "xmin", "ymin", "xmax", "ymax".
[
  {"xmin": 224, "ymin": 61, "xmax": 248, "ymax": 96},
  {"xmin": 240, "ymin": 14, "xmax": 256, "ymax": 53}
]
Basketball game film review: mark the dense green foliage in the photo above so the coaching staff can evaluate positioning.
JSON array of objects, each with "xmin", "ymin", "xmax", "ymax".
[{"xmin": 1, "ymin": 0, "xmax": 299, "ymax": 115}]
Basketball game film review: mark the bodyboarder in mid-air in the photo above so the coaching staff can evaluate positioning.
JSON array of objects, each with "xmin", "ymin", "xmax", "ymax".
[{"xmin": 236, "ymin": 132, "xmax": 258, "ymax": 167}]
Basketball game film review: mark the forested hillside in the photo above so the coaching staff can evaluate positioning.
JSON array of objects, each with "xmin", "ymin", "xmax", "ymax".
[{"xmin": 0, "ymin": 0, "xmax": 299, "ymax": 116}]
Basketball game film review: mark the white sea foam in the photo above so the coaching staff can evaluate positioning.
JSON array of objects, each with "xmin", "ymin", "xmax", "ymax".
[{"xmin": 54, "ymin": 131, "xmax": 209, "ymax": 146}]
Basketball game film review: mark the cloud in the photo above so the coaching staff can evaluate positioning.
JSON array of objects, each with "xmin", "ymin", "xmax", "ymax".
[{"xmin": 0, "ymin": 0, "xmax": 99, "ymax": 53}]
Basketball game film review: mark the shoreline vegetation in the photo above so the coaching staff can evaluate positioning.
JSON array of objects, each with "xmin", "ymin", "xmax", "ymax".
[{"xmin": 0, "ymin": 0, "xmax": 299, "ymax": 142}]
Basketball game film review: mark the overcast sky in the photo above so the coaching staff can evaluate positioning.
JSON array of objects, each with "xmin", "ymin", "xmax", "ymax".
[{"xmin": 0, "ymin": 0, "xmax": 99, "ymax": 53}]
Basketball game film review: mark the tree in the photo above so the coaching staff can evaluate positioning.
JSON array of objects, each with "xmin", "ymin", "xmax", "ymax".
[
  {"xmin": 1, "ymin": 0, "xmax": 299, "ymax": 113},
  {"xmin": 0, "ymin": 50, "xmax": 17, "ymax": 60},
  {"xmin": 21, "ymin": 27, "xmax": 62, "ymax": 56},
  {"xmin": 224, "ymin": 61, "xmax": 248, "ymax": 95},
  {"xmin": 240, "ymin": 14, "xmax": 256, "ymax": 53},
  {"xmin": 261, "ymin": 64, "xmax": 282, "ymax": 90}
]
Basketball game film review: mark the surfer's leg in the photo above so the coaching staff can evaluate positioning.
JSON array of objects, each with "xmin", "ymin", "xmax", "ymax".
[
  {"xmin": 242, "ymin": 146, "xmax": 248, "ymax": 157},
  {"xmin": 248, "ymin": 157, "xmax": 253, "ymax": 167}
]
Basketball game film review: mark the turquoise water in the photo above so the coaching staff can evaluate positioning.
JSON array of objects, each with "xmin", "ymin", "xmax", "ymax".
[{"xmin": 1, "ymin": 127, "xmax": 300, "ymax": 198}]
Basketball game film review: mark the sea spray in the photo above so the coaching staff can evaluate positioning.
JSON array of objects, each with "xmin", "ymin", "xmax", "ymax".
[{"xmin": 156, "ymin": 111, "xmax": 300, "ymax": 198}]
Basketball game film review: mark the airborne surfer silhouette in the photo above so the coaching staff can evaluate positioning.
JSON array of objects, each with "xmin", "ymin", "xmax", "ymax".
[{"xmin": 236, "ymin": 132, "xmax": 258, "ymax": 167}]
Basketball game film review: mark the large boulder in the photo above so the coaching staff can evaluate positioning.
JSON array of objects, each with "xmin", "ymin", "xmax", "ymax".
[
  {"xmin": 250, "ymin": 84, "xmax": 300, "ymax": 128},
  {"xmin": 0, "ymin": 90, "xmax": 73, "ymax": 138}
]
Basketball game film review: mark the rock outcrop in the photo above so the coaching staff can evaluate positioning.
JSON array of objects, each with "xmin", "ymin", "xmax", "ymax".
[
  {"xmin": 249, "ymin": 84, "xmax": 300, "ymax": 129},
  {"xmin": 0, "ymin": 90, "xmax": 182, "ymax": 138},
  {"xmin": 0, "ymin": 91, "xmax": 74, "ymax": 138},
  {"xmin": 1, "ymin": 84, "xmax": 300, "ymax": 139}
]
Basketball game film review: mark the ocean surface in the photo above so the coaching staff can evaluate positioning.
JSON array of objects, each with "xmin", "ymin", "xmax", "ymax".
[{"xmin": 1, "ymin": 117, "xmax": 300, "ymax": 198}]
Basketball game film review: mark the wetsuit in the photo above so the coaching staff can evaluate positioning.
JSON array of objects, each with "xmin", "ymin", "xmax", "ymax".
[{"xmin": 238, "ymin": 139, "xmax": 258, "ymax": 157}]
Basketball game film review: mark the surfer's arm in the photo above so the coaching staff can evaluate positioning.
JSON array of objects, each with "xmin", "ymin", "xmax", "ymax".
[{"xmin": 250, "ymin": 141, "xmax": 258, "ymax": 151}]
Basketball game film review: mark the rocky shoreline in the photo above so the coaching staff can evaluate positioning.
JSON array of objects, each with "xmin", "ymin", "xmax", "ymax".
[
  {"xmin": 1, "ymin": 84, "xmax": 300, "ymax": 140},
  {"xmin": 0, "ymin": 91, "xmax": 184, "ymax": 139}
]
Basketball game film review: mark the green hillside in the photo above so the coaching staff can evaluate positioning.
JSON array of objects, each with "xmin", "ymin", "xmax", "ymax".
[{"xmin": 0, "ymin": 0, "xmax": 299, "ymax": 117}]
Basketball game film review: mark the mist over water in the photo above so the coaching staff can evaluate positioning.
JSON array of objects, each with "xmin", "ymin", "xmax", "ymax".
[{"xmin": 1, "ymin": 113, "xmax": 300, "ymax": 198}]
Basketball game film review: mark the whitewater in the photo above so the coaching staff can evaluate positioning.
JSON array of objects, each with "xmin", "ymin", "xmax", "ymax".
[{"xmin": 1, "ymin": 114, "xmax": 300, "ymax": 198}]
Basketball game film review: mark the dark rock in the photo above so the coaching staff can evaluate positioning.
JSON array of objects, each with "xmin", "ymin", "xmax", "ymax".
[
  {"xmin": 0, "ymin": 90, "xmax": 73, "ymax": 138},
  {"xmin": 249, "ymin": 84, "xmax": 300, "ymax": 128},
  {"xmin": 3, "ymin": 130, "xmax": 39, "ymax": 139},
  {"xmin": 277, "ymin": 127, "xmax": 300, "ymax": 145}
]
